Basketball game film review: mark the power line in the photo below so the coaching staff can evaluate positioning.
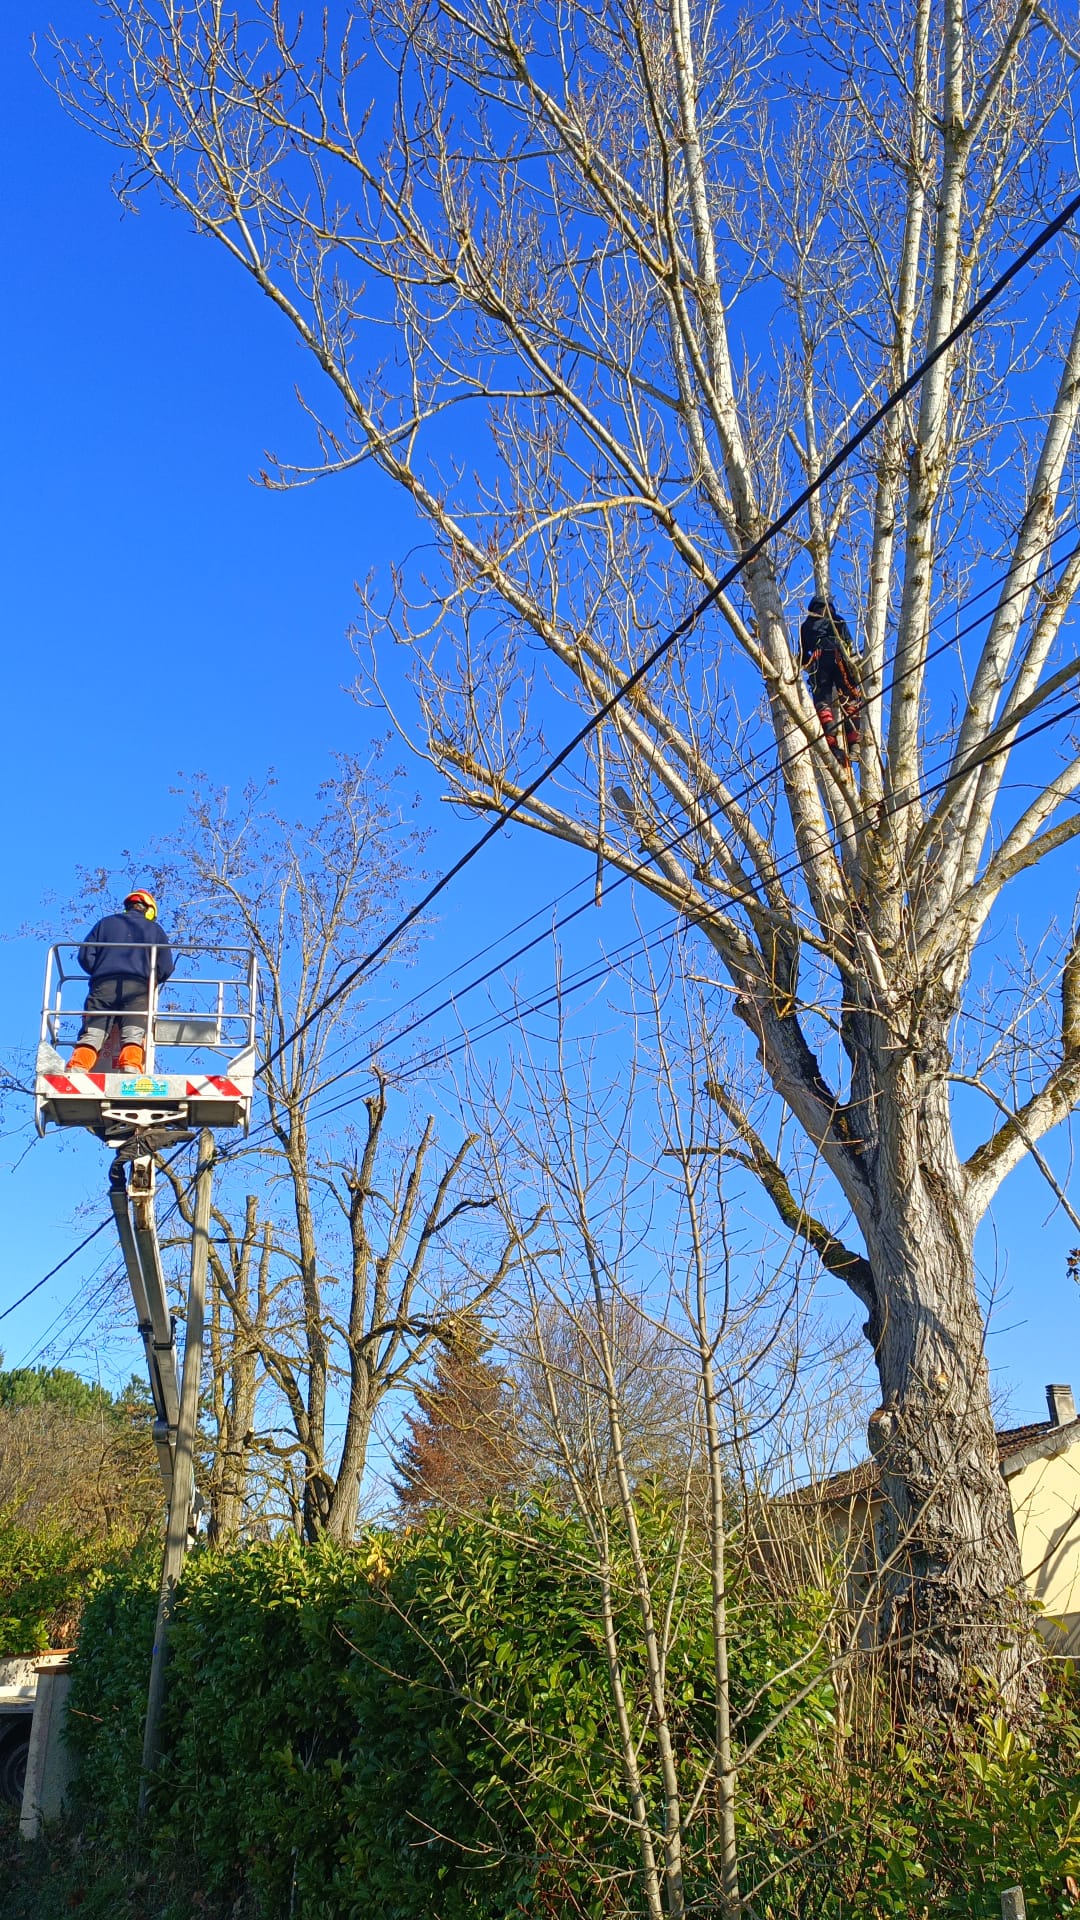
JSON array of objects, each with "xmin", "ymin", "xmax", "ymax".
[
  {"xmin": 38, "ymin": 677, "xmax": 1069, "ymax": 1360},
  {"xmin": 25, "ymin": 202, "xmax": 1080, "ymax": 1375},
  {"xmin": 259, "ymin": 185, "xmax": 1080, "ymax": 1079},
  {"xmin": 313, "ymin": 686, "xmax": 1080, "ymax": 1109},
  {"xmin": 0, "ymin": 1218, "xmax": 113, "ymax": 1326},
  {"xmin": 291, "ymin": 518, "xmax": 1080, "ymax": 1107},
  {"xmin": 9, "ymin": 1135, "xmax": 236, "ymax": 1369}
]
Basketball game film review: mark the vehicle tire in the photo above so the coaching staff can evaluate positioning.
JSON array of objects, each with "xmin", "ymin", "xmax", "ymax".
[{"xmin": 0, "ymin": 1720, "xmax": 31, "ymax": 1808}]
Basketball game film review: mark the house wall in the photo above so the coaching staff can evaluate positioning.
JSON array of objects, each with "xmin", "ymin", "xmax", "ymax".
[{"xmin": 1006, "ymin": 1445, "xmax": 1080, "ymax": 1652}]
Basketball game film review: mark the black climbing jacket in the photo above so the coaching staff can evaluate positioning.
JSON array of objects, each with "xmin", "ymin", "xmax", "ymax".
[{"xmin": 799, "ymin": 603, "xmax": 860, "ymax": 702}]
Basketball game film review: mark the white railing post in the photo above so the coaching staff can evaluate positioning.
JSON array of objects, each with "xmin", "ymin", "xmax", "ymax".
[{"xmin": 145, "ymin": 943, "xmax": 157, "ymax": 1073}]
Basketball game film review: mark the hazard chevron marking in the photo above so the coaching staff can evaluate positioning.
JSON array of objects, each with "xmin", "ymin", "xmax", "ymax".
[{"xmin": 45, "ymin": 1072, "xmax": 122, "ymax": 1094}]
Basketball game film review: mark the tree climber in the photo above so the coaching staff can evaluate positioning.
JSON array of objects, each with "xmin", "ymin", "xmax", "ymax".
[
  {"xmin": 799, "ymin": 594, "xmax": 862, "ymax": 766},
  {"xmin": 66, "ymin": 889, "xmax": 175, "ymax": 1074}
]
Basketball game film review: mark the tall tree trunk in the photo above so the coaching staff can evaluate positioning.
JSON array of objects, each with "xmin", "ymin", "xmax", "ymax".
[
  {"xmin": 208, "ymin": 1347, "xmax": 258, "ymax": 1547},
  {"xmin": 863, "ymin": 1060, "xmax": 1042, "ymax": 1716}
]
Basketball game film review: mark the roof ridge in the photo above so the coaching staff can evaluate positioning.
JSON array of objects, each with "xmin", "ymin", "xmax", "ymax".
[{"xmin": 804, "ymin": 1415, "xmax": 1061, "ymax": 1503}]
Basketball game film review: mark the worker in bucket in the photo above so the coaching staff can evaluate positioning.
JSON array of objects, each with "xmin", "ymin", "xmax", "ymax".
[
  {"xmin": 66, "ymin": 889, "xmax": 175, "ymax": 1074},
  {"xmin": 799, "ymin": 594, "xmax": 861, "ymax": 766}
]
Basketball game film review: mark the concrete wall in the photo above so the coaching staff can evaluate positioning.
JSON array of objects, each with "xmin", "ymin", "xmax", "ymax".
[{"xmin": 19, "ymin": 1657, "xmax": 75, "ymax": 1838}]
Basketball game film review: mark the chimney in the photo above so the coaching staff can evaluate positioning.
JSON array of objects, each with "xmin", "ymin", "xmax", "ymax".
[{"xmin": 1046, "ymin": 1384, "xmax": 1077, "ymax": 1427}]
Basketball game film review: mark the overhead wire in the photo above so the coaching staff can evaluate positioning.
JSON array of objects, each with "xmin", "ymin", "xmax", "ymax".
[
  {"xmin": 22, "ymin": 192, "xmax": 1080, "ymax": 1365},
  {"xmin": 26, "ymin": 690, "xmax": 1076, "ymax": 1374},
  {"xmin": 258, "ymin": 185, "xmax": 1080, "ymax": 1079},
  {"xmin": 41, "ymin": 507, "xmax": 1071, "ymax": 1207},
  {"xmin": 284, "ymin": 516, "xmax": 1080, "ymax": 1109},
  {"xmin": 306, "ymin": 684, "xmax": 1080, "ymax": 1113},
  {"xmin": 0, "ymin": 1217, "xmax": 113, "ymax": 1326},
  {"xmin": 9, "ymin": 1132, "xmax": 241, "ymax": 1369},
  {"xmin": 17, "ymin": 550, "xmax": 1076, "ymax": 1245}
]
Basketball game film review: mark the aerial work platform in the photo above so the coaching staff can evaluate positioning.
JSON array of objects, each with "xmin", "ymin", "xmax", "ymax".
[
  {"xmin": 34, "ymin": 939, "xmax": 259, "ymax": 1805},
  {"xmin": 34, "ymin": 944, "xmax": 258, "ymax": 1141}
]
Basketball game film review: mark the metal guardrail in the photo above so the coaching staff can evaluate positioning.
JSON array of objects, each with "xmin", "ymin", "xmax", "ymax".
[{"xmin": 38, "ymin": 942, "xmax": 258, "ymax": 1075}]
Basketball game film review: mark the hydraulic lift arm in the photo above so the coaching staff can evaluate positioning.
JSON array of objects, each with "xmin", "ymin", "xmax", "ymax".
[
  {"xmin": 35, "ymin": 940, "xmax": 255, "ymax": 1818},
  {"xmin": 108, "ymin": 1155, "xmax": 180, "ymax": 1498},
  {"xmin": 108, "ymin": 1130, "xmax": 215, "ymax": 1810}
]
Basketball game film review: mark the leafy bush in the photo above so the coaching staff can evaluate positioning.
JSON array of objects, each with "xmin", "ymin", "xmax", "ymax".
[
  {"xmin": 0, "ymin": 1509, "xmax": 153, "ymax": 1656},
  {"xmin": 739, "ymin": 1686, "xmax": 1080, "ymax": 1918},
  {"xmin": 63, "ymin": 1504, "xmax": 833, "ymax": 1917},
  {"xmin": 54, "ymin": 1515, "xmax": 1080, "ymax": 1919},
  {"xmin": 0, "ymin": 1361, "xmax": 160, "ymax": 1655}
]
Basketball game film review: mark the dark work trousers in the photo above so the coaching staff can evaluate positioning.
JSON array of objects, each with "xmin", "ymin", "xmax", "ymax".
[
  {"xmin": 810, "ymin": 665, "xmax": 860, "ymax": 760},
  {"xmin": 75, "ymin": 975, "xmax": 151, "ymax": 1051}
]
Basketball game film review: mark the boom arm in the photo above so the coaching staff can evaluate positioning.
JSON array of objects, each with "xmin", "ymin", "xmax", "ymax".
[{"xmin": 109, "ymin": 1154, "xmax": 180, "ymax": 1498}]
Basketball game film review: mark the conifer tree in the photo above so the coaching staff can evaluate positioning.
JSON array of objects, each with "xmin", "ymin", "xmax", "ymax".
[{"xmin": 393, "ymin": 1317, "xmax": 520, "ymax": 1523}]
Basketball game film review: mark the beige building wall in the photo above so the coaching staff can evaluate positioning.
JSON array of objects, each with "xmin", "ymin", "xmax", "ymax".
[{"xmin": 1006, "ymin": 1444, "xmax": 1080, "ymax": 1652}]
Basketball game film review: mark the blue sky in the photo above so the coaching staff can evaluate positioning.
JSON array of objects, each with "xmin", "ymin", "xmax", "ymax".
[
  {"xmin": 2, "ymin": 0, "xmax": 1080, "ymax": 1440},
  {"xmin": 0, "ymin": 0, "xmax": 636, "ymax": 1418}
]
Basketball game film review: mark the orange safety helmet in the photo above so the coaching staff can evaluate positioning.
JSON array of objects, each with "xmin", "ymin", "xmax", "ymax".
[{"xmin": 124, "ymin": 888, "xmax": 158, "ymax": 921}]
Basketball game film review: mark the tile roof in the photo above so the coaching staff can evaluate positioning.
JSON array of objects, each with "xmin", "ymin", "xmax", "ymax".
[
  {"xmin": 811, "ymin": 1419, "xmax": 1058, "ymax": 1504},
  {"xmin": 995, "ymin": 1419, "xmax": 1056, "ymax": 1456}
]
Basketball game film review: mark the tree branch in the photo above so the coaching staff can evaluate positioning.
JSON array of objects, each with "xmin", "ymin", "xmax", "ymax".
[{"xmin": 703, "ymin": 1078, "xmax": 876, "ymax": 1318}]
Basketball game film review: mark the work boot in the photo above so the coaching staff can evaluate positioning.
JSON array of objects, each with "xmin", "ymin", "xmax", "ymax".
[
  {"xmin": 66, "ymin": 1044, "xmax": 98, "ymax": 1072},
  {"xmin": 117, "ymin": 1044, "xmax": 145, "ymax": 1072}
]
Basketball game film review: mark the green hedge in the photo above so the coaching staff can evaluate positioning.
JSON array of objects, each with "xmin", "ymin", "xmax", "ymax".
[
  {"xmin": 62, "ymin": 1511, "xmax": 1080, "ymax": 1918},
  {"xmin": 65, "ymin": 1505, "xmax": 833, "ymax": 1918}
]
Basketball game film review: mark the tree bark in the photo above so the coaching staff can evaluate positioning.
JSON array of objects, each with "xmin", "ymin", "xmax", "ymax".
[{"xmin": 859, "ymin": 1051, "xmax": 1041, "ymax": 1716}]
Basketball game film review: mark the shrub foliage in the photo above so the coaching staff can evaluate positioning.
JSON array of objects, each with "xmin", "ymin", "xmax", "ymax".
[{"xmin": 47, "ymin": 1513, "xmax": 1080, "ymax": 1918}]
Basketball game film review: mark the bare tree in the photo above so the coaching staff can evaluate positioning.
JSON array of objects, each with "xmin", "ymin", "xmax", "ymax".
[
  {"xmin": 475, "ymin": 970, "xmax": 887, "ymax": 1919},
  {"xmin": 86, "ymin": 760, "xmax": 530, "ymax": 1541},
  {"xmin": 0, "ymin": 1388, "xmax": 160, "ymax": 1543},
  {"xmin": 47, "ymin": 0, "xmax": 1080, "ymax": 1709},
  {"xmin": 509, "ymin": 1292, "xmax": 690, "ymax": 1502}
]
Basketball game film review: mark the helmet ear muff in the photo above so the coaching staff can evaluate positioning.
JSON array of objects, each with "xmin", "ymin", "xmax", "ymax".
[{"xmin": 144, "ymin": 904, "xmax": 157, "ymax": 921}]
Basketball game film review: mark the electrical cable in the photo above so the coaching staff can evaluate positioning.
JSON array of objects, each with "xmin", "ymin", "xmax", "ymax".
[
  {"xmin": 29, "ymin": 214, "xmax": 1078, "ymax": 1335},
  {"xmin": 292, "ymin": 519, "xmax": 1080, "ymax": 1106},
  {"xmin": 38, "ymin": 671, "xmax": 1071, "ymax": 1375},
  {"xmin": 258, "ymin": 184, "xmax": 1080, "ymax": 1078},
  {"xmin": 8, "ymin": 1133, "xmax": 237, "ymax": 1368},
  {"xmin": 8, "ymin": 1243, "xmax": 121, "ymax": 1368},
  {"xmin": 26, "ymin": 1264, "xmax": 128, "ymax": 1374},
  {"xmin": 0, "ymin": 1217, "xmax": 113, "ymax": 1326},
  {"xmin": 309, "ymin": 687, "xmax": 1080, "ymax": 1110},
  {"xmin": 194, "ymin": 566, "xmax": 1080, "ymax": 1178}
]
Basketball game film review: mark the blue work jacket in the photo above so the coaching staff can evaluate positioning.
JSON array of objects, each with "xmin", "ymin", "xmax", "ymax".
[{"xmin": 77, "ymin": 911, "xmax": 176, "ymax": 984}]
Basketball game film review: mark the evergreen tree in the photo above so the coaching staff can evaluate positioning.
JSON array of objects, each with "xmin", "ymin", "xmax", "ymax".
[
  {"xmin": 0, "ymin": 1357, "xmax": 116, "ymax": 1415},
  {"xmin": 393, "ymin": 1317, "xmax": 520, "ymax": 1523}
]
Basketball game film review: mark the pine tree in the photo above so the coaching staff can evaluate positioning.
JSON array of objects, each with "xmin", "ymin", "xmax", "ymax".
[{"xmin": 393, "ymin": 1317, "xmax": 519, "ymax": 1523}]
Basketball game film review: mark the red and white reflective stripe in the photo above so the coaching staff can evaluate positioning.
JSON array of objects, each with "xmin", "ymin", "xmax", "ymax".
[{"xmin": 42, "ymin": 1070, "xmax": 248, "ymax": 1100}]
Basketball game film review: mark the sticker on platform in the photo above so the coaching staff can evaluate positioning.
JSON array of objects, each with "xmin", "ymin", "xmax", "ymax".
[{"xmin": 119, "ymin": 1077, "xmax": 170, "ymax": 1097}]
